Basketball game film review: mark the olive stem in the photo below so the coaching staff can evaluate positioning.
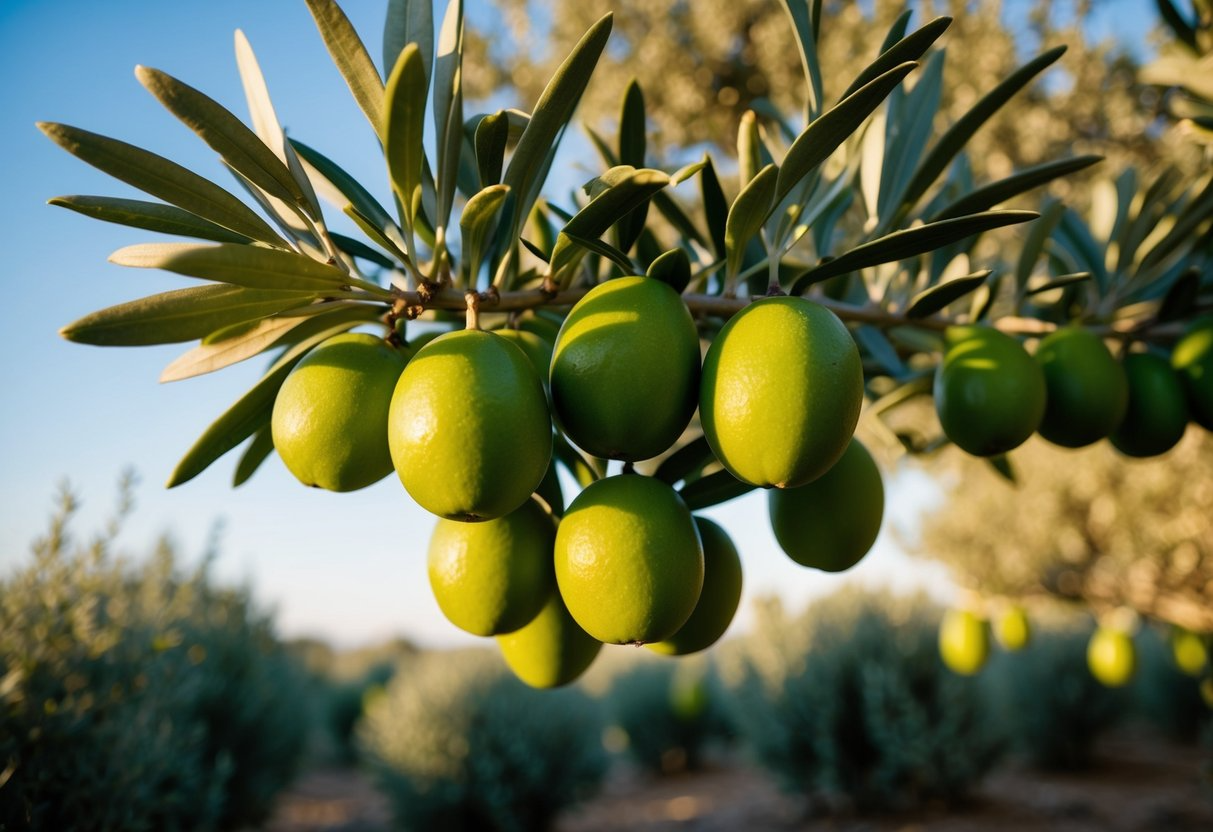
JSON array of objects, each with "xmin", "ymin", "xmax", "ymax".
[
  {"xmin": 383, "ymin": 286, "xmax": 1195, "ymax": 341},
  {"xmin": 464, "ymin": 290, "xmax": 482, "ymax": 331}
]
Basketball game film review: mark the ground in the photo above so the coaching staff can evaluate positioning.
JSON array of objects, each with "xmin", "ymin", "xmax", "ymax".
[{"xmin": 267, "ymin": 726, "xmax": 1213, "ymax": 831}]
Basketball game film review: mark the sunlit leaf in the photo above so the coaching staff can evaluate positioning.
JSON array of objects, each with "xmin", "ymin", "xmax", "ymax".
[
  {"xmin": 38, "ymin": 122, "xmax": 285, "ymax": 246},
  {"xmin": 109, "ymin": 242, "xmax": 352, "ymax": 292},
  {"xmin": 790, "ymin": 210, "xmax": 1036, "ymax": 293},
  {"xmin": 433, "ymin": 0, "xmax": 464, "ymax": 229},
  {"xmin": 136, "ymin": 66, "xmax": 305, "ymax": 209},
  {"xmin": 384, "ymin": 43, "xmax": 428, "ymax": 230},
  {"xmin": 930, "ymin": 156, "xmax": 1103, "ymax": 221},
  {"xmin": 473, "ymin": 111, "xmax": 509, "ymax": 187},
  {"xmin": 1024, "ymin": 271, "xmax": 1092, "ymax": 296},
  {"xmin": 501, "ymin": 13, "xmax": 613, "ymax": 238},
  {"xmin": 305, "ymin": 0, "xmax": 386, "ymax": 141},
  {"xmin": 60, "ymin": 285, "xmax": 316, "ymax": 346},
  {"xmin": 383, "ymin": 0, "xmax": 434, "ymax": 86},
  {"xmin": 292, "ymin": 139, "xmax": 404, "ymax": 252},
  {"xmin": 725, "ymin": 163, "xmax": 777, "ymax": 283},
  {"xmin": 841, "ymin": 15, "xmax": 950, "ymax": 101},
  {"xmin": 460, "ymin": 185, "xmax": 511, "ymax": 285},
  {"xmin": 160, "ymin": 301, "xmax": 379, "ymax": 382},
  {"xmin": 646, "ymin": 248, "xmax": 691, "ymax": 293}
]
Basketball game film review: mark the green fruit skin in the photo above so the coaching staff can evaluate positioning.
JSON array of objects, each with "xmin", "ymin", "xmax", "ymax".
[
  {"xmin": 767, "ymin": 438, "xmax": 883, "ymax": 572},
  {"xmin": 550, "ymin": 277, "xmax": 700, "ymax": 461},
  {"xmin": 1109, "ymin": 352, "xmax": 1189, "ymax": 457},
  {"xmin": 427, "ymin": 498, "xmax": 556, "ymax": 637},
  {"xmin": 271, "ymin": 333, "xmax": 409, "ymax": 492},
  {"xmin": 700, "ymin": 296, "xmax": 863, "ymax": 488},
  {"xmin": 934, "ymin": 325, "xmax": 1046, "ymax": 457},
  {"xmin": 647, "ymin": 517, "xmax": 743, "ymax": 655},
  {"xmin": 1172, "ymin": 315, "xmax": 1213, "ymax": 430},
  {"xmin": 494, "ymin": 328, "xmax": 555, "ymax": 383},
  {"xmin": 555, "ymin": 475, "xmax": 704, "ymax": 645},
  {"xmin": 994, "ymin": 606, "xmax": 1031, "ymax": 652},
  {"xmin": 388, "ymin": 330, "xmax": 552, "ymax": 521},
  {"xmin": 1035, "ymin": 327, "xmax": 1128, "ymax": 448},
  {"xmin": 939, "ymin": 609, "xmax": 990, "ymax": 676},
  {"xmin": 1087, "ymin": 628, "xmax": 1135, "ymax": 687},
  {"xmin": 497, "ymin": 590, "xmax": 602, "ymax": 688}
]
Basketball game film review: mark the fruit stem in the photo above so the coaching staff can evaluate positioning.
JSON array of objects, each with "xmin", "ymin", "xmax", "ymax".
[{"xmin": 465, "ymin": 290, "xmax": 482, "ymax": 331}]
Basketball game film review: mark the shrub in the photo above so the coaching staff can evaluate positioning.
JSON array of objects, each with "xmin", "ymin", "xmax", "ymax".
[
  {"xmin": 981, "ymin": 620, "xmax": 1124, "ymax": 770},
  {"xmin": 0, "ymin": 482, "xmax": 309, "ymax": 831},
  {"xmin": 606, "ymin": 657, "xmax": 735, "ymax": 774},
  {"xmin": 721, "ymin": 591, "xmax": 1001, "ymax": 813},
  {"xmin": 1133, "ymin": 624, "xmax": 1210, "ymax": 743},
  {"xmin": 360, "ymin": 649, "xmax": 607, "ymax": 832},
  {"xmin": 325, "ymin": 661, "xmax": 396, "ymax": 765}
]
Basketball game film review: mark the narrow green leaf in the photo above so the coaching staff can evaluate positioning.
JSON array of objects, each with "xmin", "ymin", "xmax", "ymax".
[
  {"xmin": 897, "ymin": 46, "xmax": 1067, "ymax": 214},
  {"xmin": 670, "ymin": 158, "xmax": 707, "ymax": 186},
  {"xmin": 344, "ymin": 205, "xmax": 411, "ymax": 264},
  {"xmin": 60, "ymin": 285, "xmax": 315, "ymax": 346},
  {"xmin": 160, "ymin": 301, "xmax": 379, "ymax": 382},
  {"xmin": 559, "ymin": 232, "xmax": 635, "ymax": 273},
  {"xmin": 329, "ymin": 232, "xmax": 395, "ymax": 268},
  {"xmin": 383, "ymin": 0, "xmax": 434, "ymax": 85},
  {"xmin": 931, "ymin": 156, "xmax": 1103, "ymax": 222},
  {"xmin": 877, "ymin": 50, "xmax": 944, "ymax": 222},
  {"xmin": 678, "ymin": 469, "xmax": 755, "ymax": 510},
  {"xmin": 619, "ymin": 80, "xmax": 646, "ymax": 166},
  {"xmin": 1053, "ymin": 209, "xmax": 1109, "ymax": 292},
  {"xmin": 1024, "ymin": 271, "xmax": 1092, "ymax": 297},
  {"xmin": 779, "ymin": 0, "xmax": 824, "ymax": 117},
  {"xmin": 776, "ymin": 62, "xmax": 917, "ymax": 207},
  {"xmin": 474, "ymin": 111, "xmax": 509, "ymax": 187},
  {"xmin": 654, "ymin": 435, "xmax": 713, "ymax": 485},
  {"xmin": 291, "ymin": 139, "xmax": 402, "ymax": 246},
  {"xmin": 433, "ymin": 0, "xmax": 464, "ymax": 229},
  {"xmin": 878, "ymin": 10, "xmax": 914, "ymax": 54},
  {"xmin": 791, "ymin": 210, "xmax": 1037, "ymax": 293},
  {"xmin": 167, "ymin": 317, "xmax": 363, "ymax": 487},
  {"xmin": 38, "ymin": 122, "xmax": 285, "ymax": 246},
  {"xmin": 549, "ymin": 167, "xmax": 669, "ymax": 283},
  {"xmin": 652, "ymin": 191, "xmax": 706, "ymax": 248},
  {"xmin": 233, "ymin": 426, "xmax": 275, "ymax": 487},
  {"xmin": 841, "ymin": 16, "xmax": 951, "ymax": 101},
  {"xmin": 136, "ymin": 65, "xmax": 304, "ymax": 208},
  {"xmin": 1139, "ymin": 176, "xmax": 1213, "ymax": 272},
  {"xmin": 646, "ymin": 248, "xmax": 691, "ymax": 293},
  {"xmin": 501, "ymin": 13, "xmax": 613, "ymax": 237},
  {"xmin": 234, "ymin": 30, "xmax": 324, "ymax": 222},
  {"xmin": 904, "ymin": 270, "xmax": 991, "ymax": 318},
  {"xmin": 738, "ymin": 110, "xmax": 763, "ymax": 187},
  {"xmin": 856, "ymin": 325, "xmax": 907, "ymax": 377},
  {"xmin": 385, "ymin": 42, "xmax": 428, "ymax": 230},
  {"xmin": 700, "ymin": 156, "xmax": 728, "ymax": 259},
  {"xmin": 725, "ymin": 164, "xmax": 777, "ymax": 282},
  {"xmin": 869, "ymin": 373, "xmax": 933, "ymax": 416},
  {"xmin": 305, "ymin": 0, "xmax": 386, "ymax": 141},
  {"xmin": 460, "ymin": 184, "xmax": 511, "ymax": 285},
  {"xmin": 49, "ymin": 195, "xmax": 252, "ymax": 244},
  {"xmin": 1015, "ymin": 199, "xmax": 1065, "ymax": 300},
  {"xmin": 110, "ymin": 242, "xmax": 351, "ymax": 292},
  {"xmin": 520, "ymin": 237, "xmax": 551, "ymax": 264}
]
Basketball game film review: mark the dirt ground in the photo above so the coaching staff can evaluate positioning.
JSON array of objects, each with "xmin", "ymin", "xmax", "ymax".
[{"xmin": 267, "ymin": 727, "xmax": 1213, "ymax": 832}]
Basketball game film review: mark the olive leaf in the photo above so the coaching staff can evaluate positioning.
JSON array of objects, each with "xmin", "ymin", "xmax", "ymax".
[
  {"xmin": 39, "ymin": 122, "xmax": 285, "ymax": 246},
  {"xmin": 679, "ymin": 469, "xmax": 755, "ymax": 510},
  {"xmin": 904, "ymin": 270, "xmax": 992, "ymax": 319},
  {"xmin": 383, "ymin": 0, "xmax": 434, "ymax": 87},
  {"xmin": 432, "ymin": 0, "xmax": 464, "ymax": 230},
  {"xmin": 384, "ymin": 43, "xmax": 428, "ymax": 231},
  {"xmin": 725, "ymin": 163, "xmax": 777, "ymax": 284},
  {"xmin": 646, "ymin": 248, "xmax": 692, "ymax": 293},
  {"xmin": 60, "ymin": 285, "xmax": 317, "ymax": 346},
  {"xmin": 48, "ymin": 196, "xmax": 252, "ymax": 244},
  {"xmin": 654, "ymin": 435, "xmax": 714, "ymax": 485},
  {"xmin": 109, "ymin": 242, "xmax": 353, "ymax": 292},
  {"xmin": 1024, "ymin": 271, "xmax": 1092, "ymax": 296},
  {"xmin": 473, "ymin": 111, "xmax": 510, "ymax": 187},
  {"xmin": 460, "ymin": 185, "xmax": 511, "ymax": 286},
  {"xmin": 931, "ymin": 156, "xmax": 1103, "ymax": 222},
  {"xmin": 305, "ymin": 0, "xmax": 386, "ymax": 141}
]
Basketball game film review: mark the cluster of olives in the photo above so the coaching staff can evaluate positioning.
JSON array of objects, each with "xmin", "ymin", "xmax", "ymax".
[
  {"xmin": 269, "ymin": 276, "xmax": 886, "ymax": 687},
  {"xmin": 940, "ymin": 604, "xmax": 1211, "ymax": 692},
  {"xmin": 933, "ymin": 316, "xmax": 1213, "ymax": 460}
]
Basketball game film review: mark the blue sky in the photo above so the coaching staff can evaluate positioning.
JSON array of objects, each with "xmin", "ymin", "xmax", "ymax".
[{"xmin": 0, "ymin": 0, "xmax": 1158, "ymax": 647}]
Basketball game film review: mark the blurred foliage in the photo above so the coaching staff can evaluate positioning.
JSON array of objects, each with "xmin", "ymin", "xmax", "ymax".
[
  {"xmin": 324, "ymin": 661, "xmax": 396, "ymax": 765},
  {"xmin": 359, "ymin": 649, "xmax": 607, "ymax": 832},
  {"xmin": 0, "ymin": 478, "xmax": 309, "ymax": 831},
  {"xmin": 1133, "ymin": 624, "xmax": 1211, "ymax": 741},
  {"xmin": 1142, "ymin": 0, "xmax": 1213, "ymax": 145},
  {"xmin": 917, "ymin": 431, "xmax": 1213, "ymax": 633},
  {"xmin": 981, "ymin": 619, "xmax": 1125, "ymax": 769},
  {"xmin": 606, "ymin": 657, "xmax": 735, "ymax": 774},
  {"xmin": 719, "ymin": 589, "xmax": 1001, "ymax": 814},
  {"xmin": 466, "ymin": 0, "xmax": 1202, "ymax": 192}
]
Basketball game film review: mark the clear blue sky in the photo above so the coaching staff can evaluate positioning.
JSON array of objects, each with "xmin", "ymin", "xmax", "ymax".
[{"xmin": 0, "ymin": 0, "xmax": 1158, "ymax": 647}]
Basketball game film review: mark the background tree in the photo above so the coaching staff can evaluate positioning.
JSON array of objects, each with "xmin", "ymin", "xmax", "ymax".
[
  {"xmin": 916, "ymin": 430, "xmax": 1213, "ymax": 632},
  {"xmin": 466, "ymin": 0, "xmax": 1202, "ymax": 192}
]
